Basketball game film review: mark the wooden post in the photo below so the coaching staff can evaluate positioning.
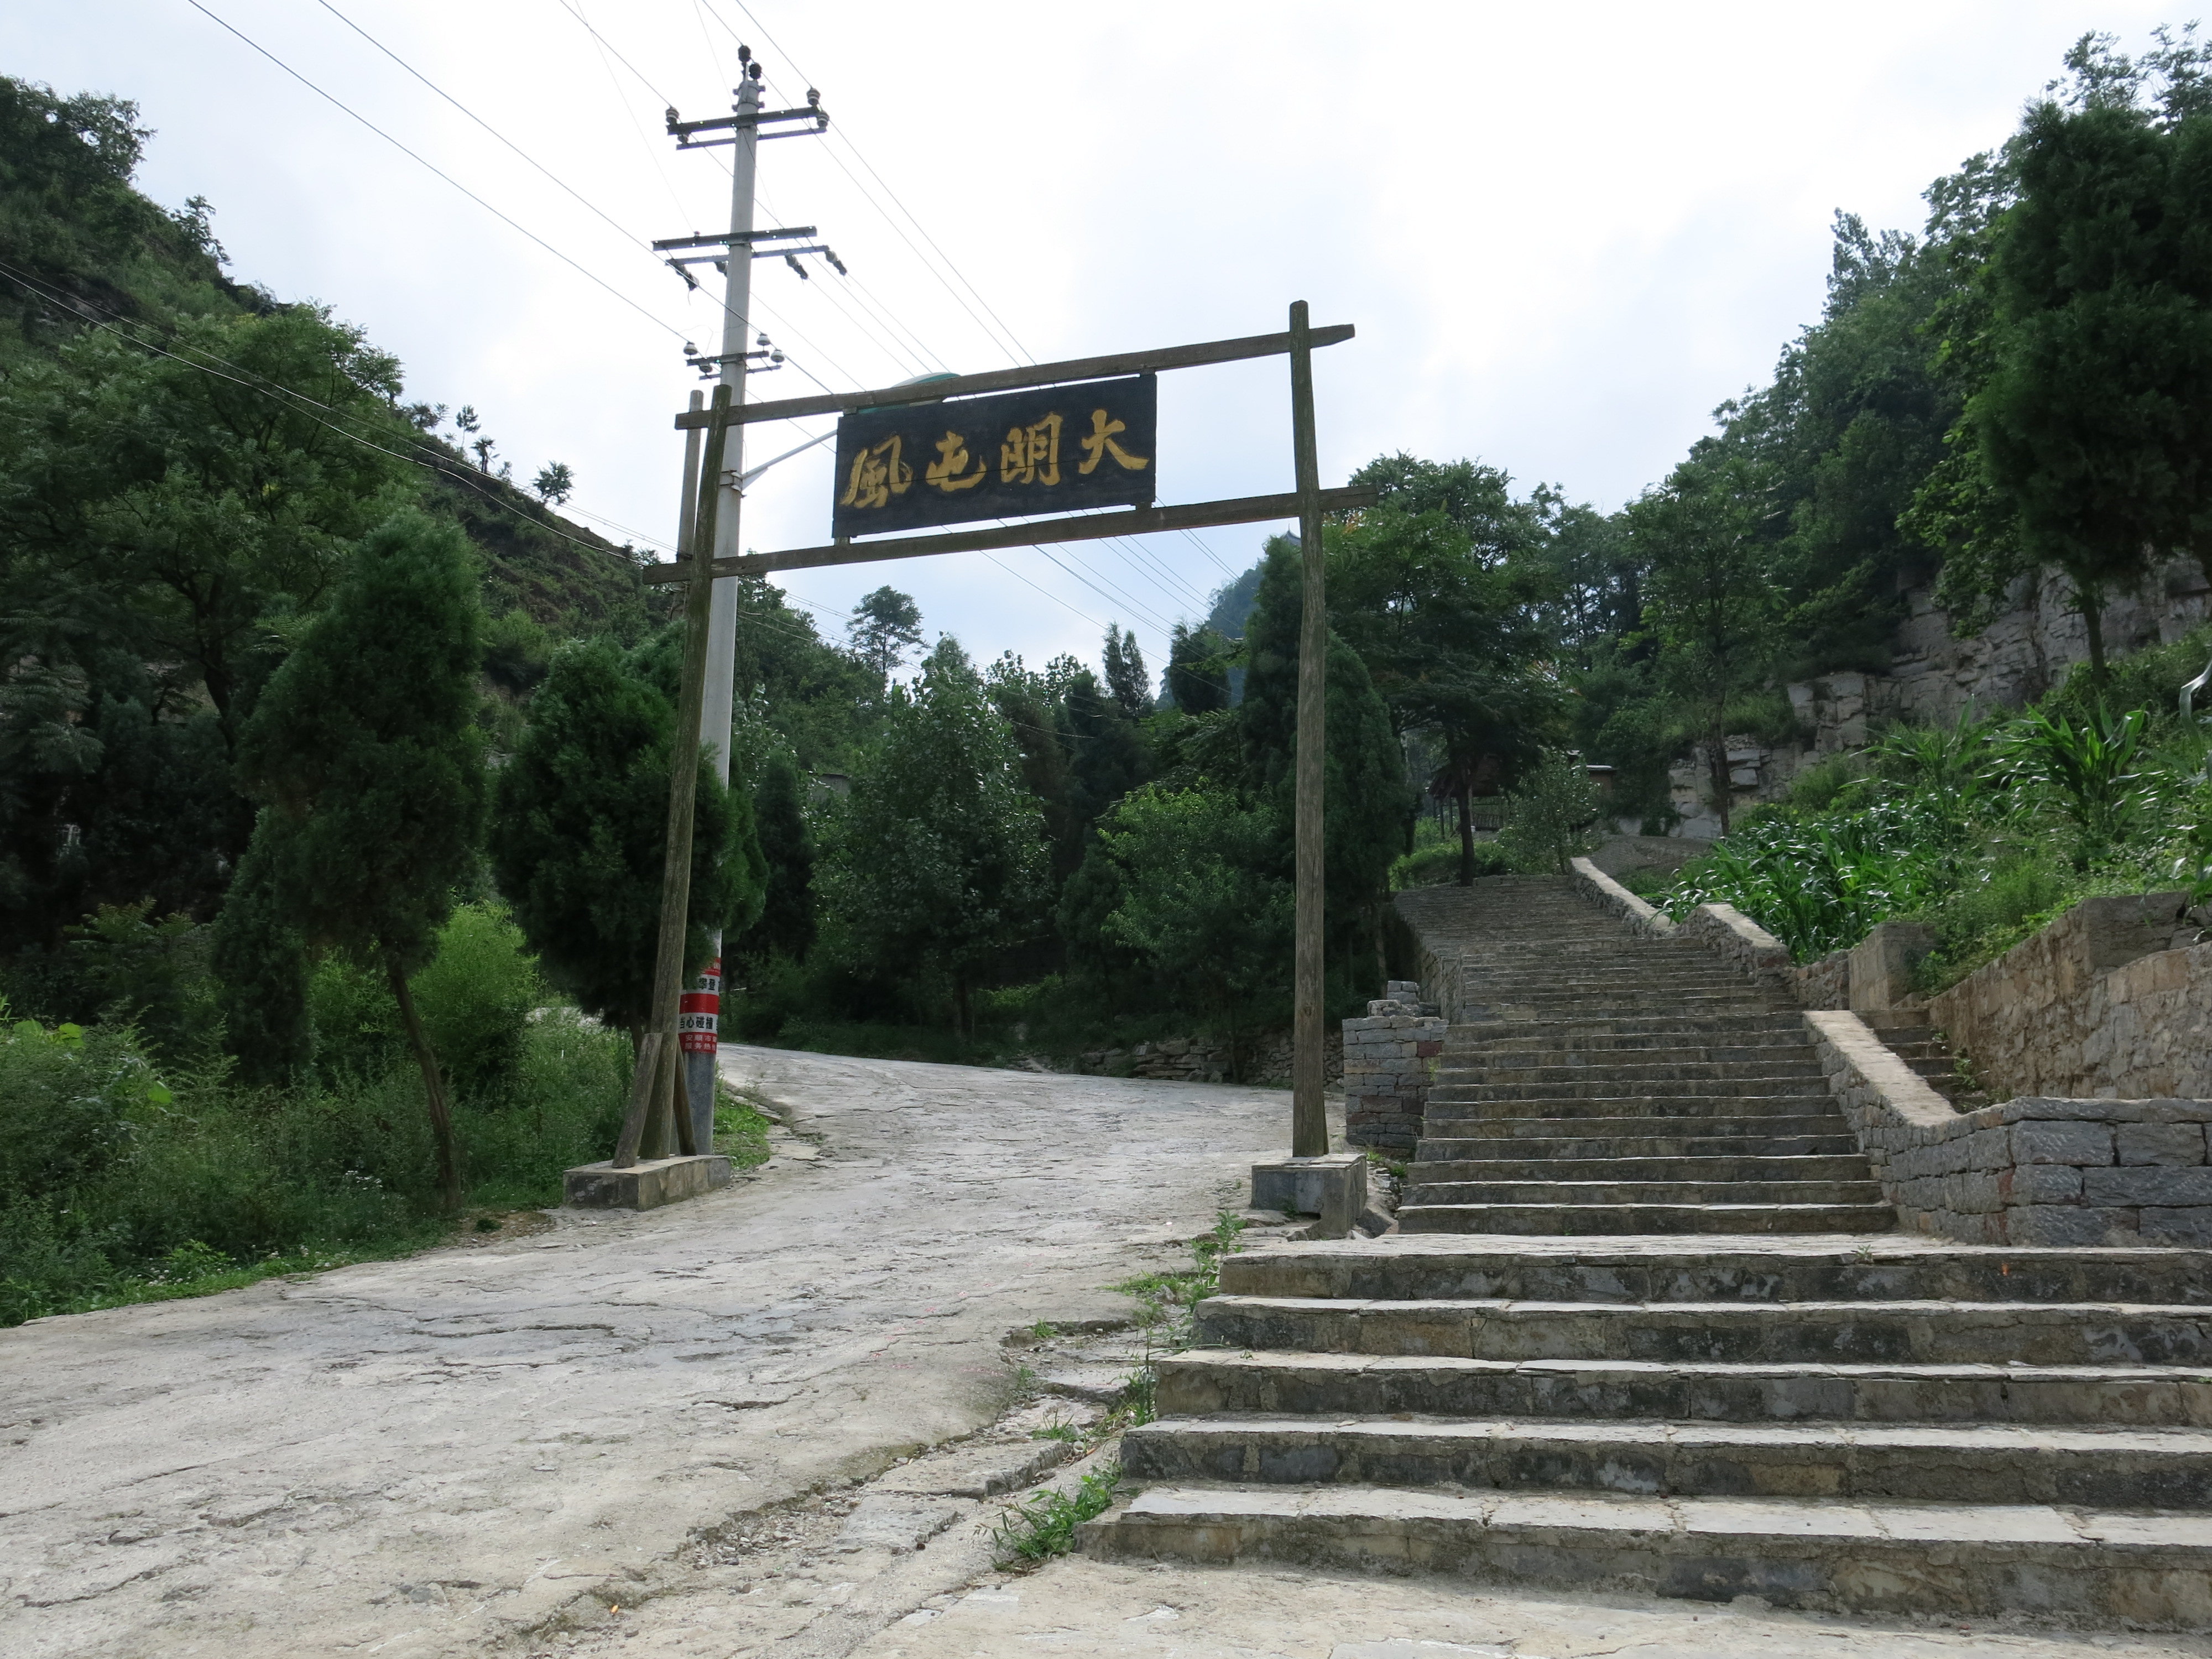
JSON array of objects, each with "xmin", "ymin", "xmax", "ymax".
[
  {"xmin": 612, "ymin": 383, "xmax": 734, "ymax": 1168},
  {"xmin": 1288, "ymin": 301, "xmax": 1329, "ymax": 1159}
]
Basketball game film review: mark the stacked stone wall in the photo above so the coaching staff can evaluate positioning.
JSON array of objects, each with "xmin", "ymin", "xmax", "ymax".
[
  {"xmin": 1927, "ymin": 893, "xmax": 2209, "ymax": 1102},
  {"xmin": 1072, "ymin": 1030, "xmax": 1343, "ymax": 1087},
  {"xmin": 1807, "ymin": 1010, "xmax": 2212, "ymax": 1245},
  {"xmin": 1341, "ymin": 980, "xmax": 1445, "ymax": 1155}
]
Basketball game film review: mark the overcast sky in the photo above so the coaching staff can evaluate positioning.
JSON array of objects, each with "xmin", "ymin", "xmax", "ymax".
[{"xmin": 8, "ymin": 2, "xmax": 2187, "ymax": 678}]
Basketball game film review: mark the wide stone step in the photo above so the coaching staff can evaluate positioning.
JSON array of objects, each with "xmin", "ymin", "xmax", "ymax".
[
  {"xmin": 1432, "ymin": 1077, "xmax": 1829, "ymax": 1101},
  {"xmin": 1196, "ymin": 1295, "xmax": 2212, "ymax": 1365},
  {"xmin": 1454, "ymin": 1039, "xmax": 1820, "ymax": 1063},
  {"xmin": 1406, "ymin": 1180, "xmax": 1886, "ymax": 1207},
  {"xmin": 1426, "ymin": 1097, "xmax": 1837, "ymax": 1125},
  {"xmin": 1155, "ymin": 1348, "xmax": 2212, "ymax": 1427},
  {"xmin": 1219, "ymin": 1240, "xmax": 2212, "ymax": 1307},
  {"xmin": 1401, "ymin": 1203, "xmax": 1894, "ymax": 1235},
  {"xmin": 1451, "ymin": 1015, "xmax": 1806, "ymax": 1040},
  {"xmin": 1120, "ymin": 1415, "xmax": 2212, "ymax": 1507},
  {"xmin": 1442, "ymin": 1061, "xmax": 1827, "ymax": 1086},
  {"xmin": 1078, "ymin": 1484, "xmax": 2212, "ymax": 1626},
  {"xmin": 1416, "ymin": 1131, "xmax": 1865, "ymax": 1160},
  {"xmin": 1411, "ymin": 1155, "xmax": 1876, "ymax": 1185}
]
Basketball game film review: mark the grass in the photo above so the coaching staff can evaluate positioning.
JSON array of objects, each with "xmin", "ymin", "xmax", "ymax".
[
  {"xmin": 989, "ymin": 1462, "xmax": 1123, "ymax": 1565},
  {"xmin": 713, "ymin": 1084, "xmax": 776, "ymax": 1168}
]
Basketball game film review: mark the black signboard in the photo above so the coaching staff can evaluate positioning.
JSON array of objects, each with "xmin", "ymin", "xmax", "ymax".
[{"xmin": 830, "ymin": 374, "xmax": 1156, "ymax": 538}]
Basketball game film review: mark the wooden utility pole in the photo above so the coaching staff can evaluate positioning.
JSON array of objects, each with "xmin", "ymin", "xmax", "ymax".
[
  {"xmin": 1288, "ymin": 300, "xmax": 1329, "ymax": 1159},
  {"xmin": 613, "ymin": 383, "xmax": 734, "ymax": 1168}
]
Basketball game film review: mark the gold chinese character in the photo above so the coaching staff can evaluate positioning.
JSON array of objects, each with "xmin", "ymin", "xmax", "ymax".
[
  {"xmin": 1078, "ymin": 408, "xmax": 1149, "ymax": 474},
  {"xmin": 925, "ymin": 430, "xmax": 988, "ymax": 492},
  {"xmin": 1000, "ymin": 412, "xmax": 1062, "ymax": 486},
  {"xmin": 838, "ymin": 436, "xmax": 912, "ymax": 510}
]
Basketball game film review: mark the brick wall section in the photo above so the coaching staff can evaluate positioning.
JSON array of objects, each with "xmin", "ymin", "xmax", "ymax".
[
  {"xmin": 1342, "ymin": 980, "xmax": 1445, "ymax": 1155},
  {"xmin": 1927, "ymin": 893, "xmax": 2210, "ymax": 1101},
  {"xmin": 1806, "ymin": 1009, "xmax": 2212, "ymax": 1245}
]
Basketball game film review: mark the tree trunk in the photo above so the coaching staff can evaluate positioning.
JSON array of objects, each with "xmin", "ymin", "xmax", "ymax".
[
  {"xmin": 2080, "ymin": 584, "xmax": 2108, "ymax": 679},
  {"xmin": 1455, "ymin": 782, "xmax": 1475, "ymax": 885},
  {"xmin": 387, "ymin": 950, "xmax": 463, "ymax": 1217},
  {"xmin": 1372, "ymin": 899, "xmax": 1386, "ymax": 995},
  {"xmin": 1709, "ymin": 723, "xmax": 1733, "ymax": 836}
]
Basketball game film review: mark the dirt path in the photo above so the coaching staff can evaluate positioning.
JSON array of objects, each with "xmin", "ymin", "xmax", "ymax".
[{"xmin": 1, "ymin": 1047, "xmax": 1295, "ymax": 1658}]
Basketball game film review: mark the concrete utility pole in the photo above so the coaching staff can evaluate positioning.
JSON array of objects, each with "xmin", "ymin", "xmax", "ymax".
[{"xmin": 682, "ymin": 61, "xmax": 764, "ymax": 1156}]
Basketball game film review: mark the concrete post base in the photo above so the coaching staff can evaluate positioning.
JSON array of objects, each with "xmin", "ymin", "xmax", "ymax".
[
  {"xmin": 1251, "ymin": 1151, "xmax": 1367, "ymax": 1238},
  {"xmin": 564, "ymin": 1154, "xmax": 733, "ymax": 1211}
]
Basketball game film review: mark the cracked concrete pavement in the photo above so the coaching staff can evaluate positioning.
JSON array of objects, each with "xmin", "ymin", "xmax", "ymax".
[{"xmin": 0, "ymin": 1046, "xmax": 1294, "ymax": 1658}]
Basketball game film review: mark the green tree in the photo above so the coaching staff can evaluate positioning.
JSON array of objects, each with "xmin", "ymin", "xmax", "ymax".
[
  {"xmin": 737, "ymin": 750, "xmax": 817, "ymax": 964},
  {"xmin": 1102, "ymin": 623, "xmax": 1152, "ymax": 717},
  {"xmin": 847, "ymin": 586, "xmax": 924, "ymax": 682},
  {"xmin": 1165, "ymin": 622, "xmax": 1237, "ymax": 714},
  {"xmin": 820, "ymin": 638, "xmax": 1048, "ymax": 1033},
  {"xmin": 1496, "ymin": 752, "xmax": 1604, "ymax": 873},
  {"xmin": 227, "ymin": 510, "xmax": 486, "ymax": 1211},
  {"xmin": 530, "ymin": 461, "xmax": 575, "ymax": 506},
  {"xmin": 1630, "ymin": 457, "xmax": 1781, "ymax": 834},
  {"xmin": 1094, "ymin": 785, "xmax": 1292, "ymax": 1066},
  {"xmin": 1238, "ymin": 534, "xmax": 1410, "ymax": 964},
  {"xmin": 489, "ymin": 638, "xmax": 759, "ymax": 1051}
]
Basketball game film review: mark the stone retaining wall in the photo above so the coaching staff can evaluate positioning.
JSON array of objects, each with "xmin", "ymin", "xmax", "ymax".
[
  {"xmin": 1342, "ymin": 980, "xmax": 1445, "ymax": 1155},
  {"xmin": 1073, "ymin": 1030, "xmax": 1344, "ymax": 1087},
  {"xmin": 1806, "ymin": 1009, "xmax": 2212, "ymax": 1245},
  {"xmin": 1927, "ymin": 893, "xmax": 2209, "ymax": 1102}
]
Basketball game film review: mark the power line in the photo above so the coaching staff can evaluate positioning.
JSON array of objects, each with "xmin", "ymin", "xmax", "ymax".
[{"xmin": 185, "ymin": 0, "xmax": 687, "ymax": 343}]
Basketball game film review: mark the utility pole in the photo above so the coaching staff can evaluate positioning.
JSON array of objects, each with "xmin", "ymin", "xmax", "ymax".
[
  {"xmin": 1288, "ymin": 300, "xmax": 1329, "ymax": 1159},
  {"xmin": 683, "ymin": 61, "xmax": 761, "ymax": 1157},
  {"xmin": 653, "ymin": 51, "xmax": 835, "ymax": 1154}
]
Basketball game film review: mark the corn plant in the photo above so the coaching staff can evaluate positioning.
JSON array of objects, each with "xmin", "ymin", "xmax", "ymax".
[{"xmin": 1986, "ymin": 705, "xmax": 2149, "ymax": 860}]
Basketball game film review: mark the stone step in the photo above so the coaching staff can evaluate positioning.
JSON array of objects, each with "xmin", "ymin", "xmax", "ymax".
[
  {"xmin": 1406, "ymin": 1180, "xmax": 1887, "ymax": 1207},
  {"xmin": 1431, "ymin": 1075, "xmax": 1830, "ymax": 1099},
  {"xmin": 1195, "ymin": 1295, "xmax": 2210, "ymax": 1365},
  {"xmin": 1451, "ymin": 1015, "xmax": 1807, "ymax": 1041},
  {"xmin": 1396, "ymin": 1203, "xmax": 1897, "ymax": 1235},
  {"xmin": 1154, "ymin": 1348, "xmax": 2212, "ymax": 1427},
  {"xmin": 1442, "ymin": 1066, "xmax": 1823, "ymax": 1093},
  {"xmin": 1120, "ymin": 1414, "xmax": 2212, "ymax": 1507},
  {"xmin": 1416, "ymin": 1131, "xmax": 1865, "ymax": 1160},
  {"xmin": 1453, "ymin": 1038, "xmax": 1820, "ymax": 1062},
  {"xmin": 1078, "ymin": 1484, "xmax": 2212, "ymax": 1626},
  {"xmin": 1425, "ymin": 1094, "xmax": 1837, "ymax": 1122},
  {"xmin": 1219, "ymin": 1241, "xmax": 2212, "ymax": 1307},
  {"xmin": 1410, "ymin": 1156, "xmax": 1876, "ymax": 1185}
]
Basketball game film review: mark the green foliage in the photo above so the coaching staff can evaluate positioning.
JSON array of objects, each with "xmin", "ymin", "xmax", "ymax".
[
  {"xmin": 1496, "ymin": 752, "xmax": 1604, "ymax": 874},
  {"xmin": 490, "ymin": 637, "xmax": 757, "ymax": 1039},
  {"xmin": 1091, "ymin": 786, "xmax": 1292, "ymax": 1045},
  {"xmin": 1989, "ymin": 705, "xmax": 2151, "ymax": 859},
  {"xmin": 735, "ymin": 751, "xmax": 817, "ymax": 966},
  {"xmin": 1667, "ymin": 796, "xmax": 1971, "ymax": 959},
  {"xmin": 989, "ymin": 1463, "xmax": 1122, "ymax": 1566},
  {"xmin": 819, "ymin": 638, "xmax": 1049, "ymax": 1031},
  {"xmin": 847, "ymin": 585, "xmax": 923, "ymax": 682},
  {"xmin": 1165, "ymin": 622, "xmax": 1236, "ymax": 714},
  {"xmin": 209, "ymin": 831, "xmax": 310, "ymax": 1086}
]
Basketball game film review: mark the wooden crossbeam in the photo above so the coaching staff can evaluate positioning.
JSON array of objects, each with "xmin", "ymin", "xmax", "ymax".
[
  {"xmin": 638, "ymin": 486, "xmax": 1378, "ymax": 582},
  {"xmin": 673, "ymin": 324, "xmax": 1355, "ymax": 429}
]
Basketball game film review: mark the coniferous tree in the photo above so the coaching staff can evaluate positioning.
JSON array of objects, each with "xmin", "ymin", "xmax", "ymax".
[
  {"xmin": 847, "ymin": 586, "xmax": 924, "ymax": 683},
  {"xmin": 490, "ymin": 638, "xmax": 763, "ymax": 1048},
  {"xmin": 1165, "ymin": 623, "xmax": 1237, "ymax": 714},
  {"xmin": 229, "ymin": 509, "xmax": 486, "ymax": 1212},
  {"xmin": 740, "ymin": 750, "xmax": 816, "ymax": 963},
  {"xmin": 1102, "ymin": 623, "xmax": 1152, "ymax": 717}
]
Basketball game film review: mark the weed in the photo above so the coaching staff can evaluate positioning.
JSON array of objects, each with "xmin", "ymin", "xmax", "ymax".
[
  {"xmin": 1010, "ymin": 1363, "xmax": 1039, "ymax": 1394},
  {"xmin": 989, "ymin": 1462, "xmax": 1121, "ymax": 1566},
  {"xmin": 1029, "ymin": 1319, "xmax": 1059, "ymax": 1340},
  {"xmin": 1030, "ymin": 1421, "xmax": 1084, "ymax": 1443}
]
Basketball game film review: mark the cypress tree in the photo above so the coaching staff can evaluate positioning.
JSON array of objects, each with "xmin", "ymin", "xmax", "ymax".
[
  {"xmin": 230, "ymin": 508, "xmax": 487, "ymax": 1212},
  {"xmin": 489, "ymin": 638, "xmax": 763, "ymax": 1048}
]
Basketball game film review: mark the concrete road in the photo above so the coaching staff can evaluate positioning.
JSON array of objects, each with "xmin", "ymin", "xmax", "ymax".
[{"xmin": 0, "ymin": 1047, "xmax": 1293, "ymax": 1658}]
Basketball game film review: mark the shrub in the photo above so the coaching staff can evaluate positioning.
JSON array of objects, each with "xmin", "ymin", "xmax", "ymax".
[{"xmin": 1496, "ymin": 753, "xmax": 1603, "ymax": 874}]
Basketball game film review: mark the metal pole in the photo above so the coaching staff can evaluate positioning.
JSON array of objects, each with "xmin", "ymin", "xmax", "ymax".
[
  {"xmin": 684, "ymin": 65, "xmax": 763, "ymax": 1154},
  {"xmin": 1288, "ymin": 300, "xmax": 1328, "ymax": 1159}
]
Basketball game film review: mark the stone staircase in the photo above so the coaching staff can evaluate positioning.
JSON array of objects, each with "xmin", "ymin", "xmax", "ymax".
[
  {"xmin": 1406, "ymin": 876, "xmax": 1891, "ymax": 1235},
  {"xmin": 1084, "ymin": 875, "xmax": 2212, "ymax": 1625}
]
